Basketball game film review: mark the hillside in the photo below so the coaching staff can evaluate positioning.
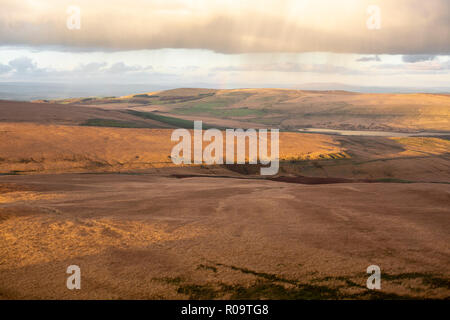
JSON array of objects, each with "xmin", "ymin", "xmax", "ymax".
[
  {"xmin": 41, "ymin": 88, "xmax": 450, "ymax": 132},
  {"xmin": 1, "ymin": 91, "xmax": 449, "ymax": 299}
]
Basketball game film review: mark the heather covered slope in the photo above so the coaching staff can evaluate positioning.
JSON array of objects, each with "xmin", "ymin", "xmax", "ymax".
[
  {"xmin": 0, "ymin": 122, "xmax": 448, "ymax": 183},
  {"xmin": 0, "ymin": 173, "xmax": 449, "ymax": 299},
  {"xmin": 46, "ymin": 88, "xmax": 450, "ymax": 132},
  {"xmin": 0, "ymin": 91, "xmax": 449, "ymax": 300},
  {"xmin": 0, "ymin": 123, "xmax": 343, "ymax": 174},
  {"xmin": 0, "ymin": 100, "xmax": 173, "ymax": 128}
]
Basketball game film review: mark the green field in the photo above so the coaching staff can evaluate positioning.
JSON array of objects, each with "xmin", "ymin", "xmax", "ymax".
[
  {"xmin": 126, "ymin": 110, "xmax": 220, "ymax": 129},
  {"xmin": 81, "ymin": 118, "xmax": 154, "ymax": 128}
]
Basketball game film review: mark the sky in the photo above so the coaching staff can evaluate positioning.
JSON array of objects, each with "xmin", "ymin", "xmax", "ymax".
[{"xmin": 0, "ymin": 0, "xmax": 449, "ymax": 93}]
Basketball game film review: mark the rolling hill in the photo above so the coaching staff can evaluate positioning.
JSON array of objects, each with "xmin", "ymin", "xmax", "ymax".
[{"xmin": 39, "ymin": 88, "xmax": 450, "ymax": 132}]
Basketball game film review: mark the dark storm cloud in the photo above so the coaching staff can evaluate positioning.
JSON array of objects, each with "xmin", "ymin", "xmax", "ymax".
[
  {"xmin": 402, "ymin": 55, "xmax": 437, "ymax": 63},
  {"xmin": 356, "ymin": 56, "xmax": 381, "ymax": 62},
  {"xmin": 0, "ymin": 0, "xmax": 448, "ymax": 54}
]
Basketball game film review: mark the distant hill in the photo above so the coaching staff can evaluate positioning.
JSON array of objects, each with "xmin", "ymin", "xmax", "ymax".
[
  {"xmin": 42, "ymin": 88, "xmax": 450, "ymax": 132},
  {"xmin": 0, "ymin": 100, "xmax": 173, "ymax": 128}
]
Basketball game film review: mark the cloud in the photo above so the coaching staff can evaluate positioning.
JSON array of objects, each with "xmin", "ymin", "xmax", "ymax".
[
  {"xmin": 106, "ymin": 62, "xmax": 153, "ymax": 73},
  {"xmin": 72, "ymin": 61, "xmax": 152, "ymax": 75},
  {"xmin": 0, "ymin": 64, "xmax": 12, "ymax": 74},
  {"xmin": 356, "ymin": 55, "xmax": 381, "ymax": 62},
  {"xmin": 214, "ymin": 62, "xmax": 360, "ymax": 74},
  {"xmin": 107, "ymin": 62, "xmax": 138, "ymax": 73},
  {"xmin": 0, "ymin": 0, "xmax": 448, "ymax": 54},
  {"xmin": 74, "ymin": 62, "xmax": 107, "ymax": 73},
  {"xmin": 0, "ymin": 57, "xmax": 158, "ymax": 82},
  {"xmin": 376, "ymin": 59, "xmax": 450, "ymax": 72},
  {"xmin": 441, "ymin": 60, "xmax": 450, "ymax": 70},
  {"xmin": 8, "ymin": 57, "xmax": 38, "ymax": 73},
  {"xmin": 402, "ymin": 55, "xmax": 437, "ymax": 63}
]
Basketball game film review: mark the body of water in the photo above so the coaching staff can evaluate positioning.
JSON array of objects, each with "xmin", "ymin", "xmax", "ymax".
[{"xmin": 297, "ymin": 128, "xmax": 450, "ymax": 137}]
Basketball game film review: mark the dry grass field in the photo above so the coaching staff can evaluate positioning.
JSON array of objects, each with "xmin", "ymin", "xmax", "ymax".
[
  {"xmin": 0, "ymin": 172, "xmax": 449, "ymax": 299},
  {"xmin": 0, "ymin": 123, "xmax": 344, "ymax": 174},
  {"xmin": 0, "ymin": 95, "xmax": 449, "ymax": 299}
]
